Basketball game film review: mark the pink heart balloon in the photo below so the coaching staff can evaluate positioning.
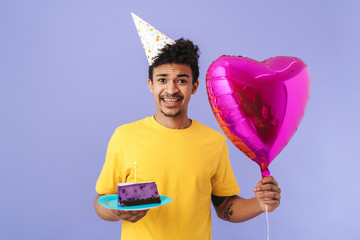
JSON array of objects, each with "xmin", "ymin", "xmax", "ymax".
[{"xmin": 206, "ymin": 55, "xmax": 311, "ymax": 178}]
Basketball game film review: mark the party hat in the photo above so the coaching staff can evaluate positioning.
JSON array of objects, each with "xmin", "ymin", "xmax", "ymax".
[{"xmin": 131, "ymin": 13, "xmax": 175, "ymax": 65}]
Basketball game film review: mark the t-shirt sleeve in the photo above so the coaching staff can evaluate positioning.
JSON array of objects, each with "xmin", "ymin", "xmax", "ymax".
[
  {"xmin": 95, "ymin": 128, "xmax": 125, "ymax": 194},
  {"xmin": 211, "ymin": 137, "xmax": 240, "ymax": 197}
]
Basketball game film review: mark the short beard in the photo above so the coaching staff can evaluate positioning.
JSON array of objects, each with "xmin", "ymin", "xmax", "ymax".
[{"xmin": 161, "ymin": 109, "xmax": 181, "ymax": 118}]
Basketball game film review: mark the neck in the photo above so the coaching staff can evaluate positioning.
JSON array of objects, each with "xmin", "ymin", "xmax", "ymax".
[{"xmin": 154, "ymin": 113, "xmax": 192, "ymax": 129}]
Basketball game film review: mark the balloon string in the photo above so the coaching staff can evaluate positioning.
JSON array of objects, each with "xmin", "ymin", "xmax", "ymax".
[{"xmin": 266, "ymin": 205, "xmax": 270, "ymax": 240}]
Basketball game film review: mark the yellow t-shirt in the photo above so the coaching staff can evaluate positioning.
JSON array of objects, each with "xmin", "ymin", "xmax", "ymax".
[{"xmin": 96, "ymin": 116, "xmax": 240, "ymax": 240}]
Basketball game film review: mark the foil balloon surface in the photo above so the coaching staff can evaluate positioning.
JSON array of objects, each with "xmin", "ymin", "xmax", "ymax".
[{"xmin": 206, "ymin": 55, "xmax": 311, "ymax": 177}]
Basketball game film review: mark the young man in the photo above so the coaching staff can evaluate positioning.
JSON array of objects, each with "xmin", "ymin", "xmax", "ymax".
[{"xmin": 94, "ymin": 39, "xmax": 281, "ymax": 239}]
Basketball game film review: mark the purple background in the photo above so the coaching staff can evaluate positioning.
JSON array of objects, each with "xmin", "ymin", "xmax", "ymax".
[{"xmin": 1, "ymin": 0, "xmax": 359, "ymax": 239}]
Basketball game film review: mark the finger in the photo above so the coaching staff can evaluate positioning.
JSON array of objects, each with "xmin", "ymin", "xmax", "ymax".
[
  {"xmin": 258, "ymin": 195, "xmax": 281, "ymax": 204},
  {"xmin": 261, "ymin": 199, "xmax": 280, "ymax": 207},
  {"xmin": 254, "ymin": 185, "xmax": 279, "ymax": 194},
  {"xmin": 253, "ymin": 181, "xmax": 262, "ymax": 191},
  {"xmin": 131, "ymin": 210, "xmax": 149, "ymax": 216},
  {"xmin": 254, "ymin": 177, "xmax": 275, "ymax": 191},
  {"xmin": 125, "ymin": 211, "xmax": 148, "ymax": 223},
  {"xmin": 113, "ymin": 209, "xmax": 148, "ymax": 218},
  {"xmin": 126, "ymin": 210, "xmax": 148, "ymax": 217},
  {"xmin": 125, "ymin": 215, "xmax": 139, "ymax": 223},
  {"xmin": 135, "ymin": 211, "xmax": 148, "ymax": 219},
  {"xmin": 112, "ymin": 210, "xmax": 129, "ymax": 217},
  {"xmin": 258, "ymin": 184, "xmax": 281, "ymax": 192},
  {"xmin": 130, "ymin": 211, "xmax": 139, "ymax": 216},
  {"xmin": 257, "ymin": 191, "xmax": 281, "ymax": 200},
  {"xmin": 272, "ymin": 178, "xmax": 278, "ymax": 186},
  {"xmin": 261, "ymin": 176, "xmax": 278, "ymax": 186}
]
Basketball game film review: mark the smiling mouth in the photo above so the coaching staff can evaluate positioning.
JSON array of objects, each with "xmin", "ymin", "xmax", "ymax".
[
  {"xmin": 160, "ymin": 95, "xmax": 184, "ymax": 103},
  {"xmin": 162, "ymin": 98, "xmax": 182, "ymax": 103}
]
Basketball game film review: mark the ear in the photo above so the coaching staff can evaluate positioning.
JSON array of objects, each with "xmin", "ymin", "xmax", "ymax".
[
  {"xmin": 148, "ymin": 79, "xmax": 154, "ymax": 94},
  {"xmin": 191, "ymin": 80, "xmax": 199, "ymax": 94}
]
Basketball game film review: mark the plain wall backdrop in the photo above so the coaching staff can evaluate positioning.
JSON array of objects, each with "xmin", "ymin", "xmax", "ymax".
[{"xmin": 1, "ymin": 0, "xmax": 359, "ymax": 239}]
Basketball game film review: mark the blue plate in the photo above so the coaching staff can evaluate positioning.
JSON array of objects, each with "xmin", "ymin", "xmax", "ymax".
[{"xmin": 98, "ymin": 195, "xmax": 172, "ymax": 211}]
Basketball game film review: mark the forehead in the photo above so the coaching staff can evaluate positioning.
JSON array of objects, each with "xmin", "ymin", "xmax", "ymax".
[{"xmin": 153, "ymin": 63, "xmax": 192, "ymax": 77}]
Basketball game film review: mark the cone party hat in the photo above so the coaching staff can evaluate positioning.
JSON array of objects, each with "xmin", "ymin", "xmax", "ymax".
[{"xmin": 131, "ymin": 13, "xmax": 175, "ymax": 65}]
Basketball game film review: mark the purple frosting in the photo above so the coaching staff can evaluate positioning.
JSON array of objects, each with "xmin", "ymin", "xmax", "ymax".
[{"xmin": 117, "ymin": 182, "xmax": 159, "ymax": 207}]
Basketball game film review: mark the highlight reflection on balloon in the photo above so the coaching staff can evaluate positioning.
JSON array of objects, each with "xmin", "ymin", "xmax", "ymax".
[{"xmin": 206, "ymin": 55, "xmax": 310, "ymax": 178}]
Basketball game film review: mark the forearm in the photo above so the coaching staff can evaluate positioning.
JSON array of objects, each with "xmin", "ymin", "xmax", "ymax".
[
  {"xmin": 94, "ymin": 194, "xmax": 122, "ymax": 222},
  {"xmin": 94, "ymin": 194, "xmax": 149, "ymax": 223},
  {"xmin": 219, "ymin": 195, "xmax": 263, "ymax": 223}
]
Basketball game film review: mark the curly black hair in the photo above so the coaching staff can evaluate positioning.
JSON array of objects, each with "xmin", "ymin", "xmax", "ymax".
[{"xmin": 148, "ymin": 38, "xmax": 200, "ymax": 84}]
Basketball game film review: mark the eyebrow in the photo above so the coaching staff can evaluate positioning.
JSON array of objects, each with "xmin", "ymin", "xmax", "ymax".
[
  {"xmin": 155, "ymin": 73, "xmax": 190, "ymax": 78},
  {"xmin": 177, "ymin": 74, "xmax": 190, "ymax": 78},
  {"xmin": 155, "ymin": 74, "xmax": 168, "ymax": 77}
]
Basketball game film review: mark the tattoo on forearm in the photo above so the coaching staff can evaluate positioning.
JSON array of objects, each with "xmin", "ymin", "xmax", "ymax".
[{"xmin": 224, "ymin": 203, "xmax": 233, "ymax": 221}]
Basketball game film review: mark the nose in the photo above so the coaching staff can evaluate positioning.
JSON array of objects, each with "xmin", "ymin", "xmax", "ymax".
[{"xmin": 165, "ymin": 81, "xmax": 179, "ymax": 94}]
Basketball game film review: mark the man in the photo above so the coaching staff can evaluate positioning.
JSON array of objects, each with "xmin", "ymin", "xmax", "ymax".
[{"xmin": 94, "ymin": 38, "xmax": 281, "ymax": 239}]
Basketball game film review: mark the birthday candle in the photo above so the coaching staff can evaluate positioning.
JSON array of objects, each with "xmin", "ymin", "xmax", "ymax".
[{"xmin": 134, "ymin": 161, "xmax": 137, "ymax": 183}]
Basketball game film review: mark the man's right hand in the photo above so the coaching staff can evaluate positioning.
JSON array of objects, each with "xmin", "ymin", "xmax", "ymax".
[{"xmin": 94, "ymin": 194, "xmax": 149, "ymax": 223}]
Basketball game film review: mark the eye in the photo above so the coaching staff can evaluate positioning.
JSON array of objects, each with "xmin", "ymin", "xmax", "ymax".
[
  {"xmin": 178, "ymin": 79, "xmax": 187, "ymax": 83},
  {"xmin": 158, "ymin": 78, "xmax": 166, "ymax": 83}
]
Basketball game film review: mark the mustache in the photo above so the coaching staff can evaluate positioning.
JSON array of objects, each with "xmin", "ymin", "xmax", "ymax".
[{"xmin": 160, "ymin": 94, "xmax": 184, "ymax": 99}]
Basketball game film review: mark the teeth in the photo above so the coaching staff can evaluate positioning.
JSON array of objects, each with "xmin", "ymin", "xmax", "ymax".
[{"xmin": 163, "ymin": 99, "xmax": 179, "ymax": 102}]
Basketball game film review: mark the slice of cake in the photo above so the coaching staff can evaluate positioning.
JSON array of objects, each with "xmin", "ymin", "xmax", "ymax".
[{"xmin": 117, "ymin": 182, "xmax": 161, "ymax": 207}]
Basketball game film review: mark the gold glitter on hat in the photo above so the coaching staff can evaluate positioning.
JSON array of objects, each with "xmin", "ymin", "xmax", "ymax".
[{"xmin": 131, "ymin": 13, "xmax": 175, "ymax": 65}]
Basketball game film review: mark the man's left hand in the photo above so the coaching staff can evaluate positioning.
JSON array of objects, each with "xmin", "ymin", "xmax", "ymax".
[{"xmin": 253, "ymin": 176, "xmax": 281, "ymax": 212}]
